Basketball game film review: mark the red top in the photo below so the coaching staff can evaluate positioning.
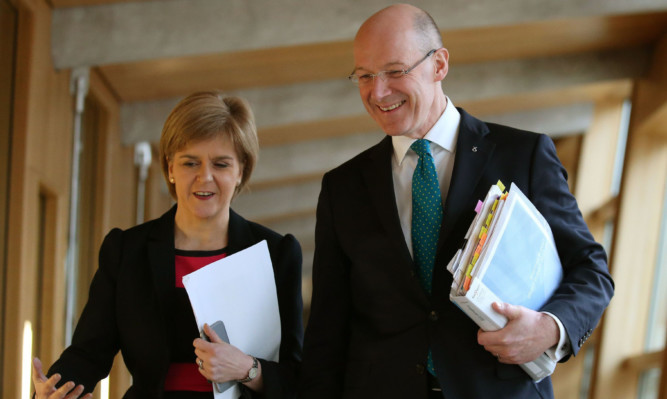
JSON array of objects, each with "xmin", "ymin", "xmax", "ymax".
[{"xmin": 164, "ymin": 249, "xmax": 227, "ymax": 392}]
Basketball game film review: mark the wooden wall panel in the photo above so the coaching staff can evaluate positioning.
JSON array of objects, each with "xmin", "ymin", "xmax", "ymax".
[
  {"xmin": 2, "ymin": 0, "xmax": 73, "ymax": 397},
  {"xmin": 0, "ymin": 0, "xmax": 17, "ymax": 389},
  {"xmin": 88, "ymin": 68, "xmax": 135, "ymax": 398}
]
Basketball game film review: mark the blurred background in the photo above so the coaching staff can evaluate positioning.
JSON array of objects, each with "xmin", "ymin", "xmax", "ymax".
[{"xmin": 1, "ymin": 0, "xmax": 666, "ymax": 397}]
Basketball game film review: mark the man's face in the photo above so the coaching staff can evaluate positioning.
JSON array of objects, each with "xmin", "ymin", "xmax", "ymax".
[{"xmin": 352, "ymin": 31, "xmax": 443, "ymax": 139}]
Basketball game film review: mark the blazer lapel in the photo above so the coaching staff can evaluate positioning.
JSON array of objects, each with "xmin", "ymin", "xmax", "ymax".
[
  {"xmin": 227, "ymin": 209, "xmax": 256, "ymax": 255},
  {"xmin": 440, "ymin": 108, "xmax": 496, "ymax": 243},
  {"xmin": 147, "ymin": 206, "xmax": 177, "ymax": 332}
]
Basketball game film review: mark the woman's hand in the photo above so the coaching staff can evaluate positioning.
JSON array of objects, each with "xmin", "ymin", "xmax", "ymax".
[
  {"xmin": 32, "ymin": 357, "xmax": 92, "ymax": 399},
  {"xmin": 193, "ymin": 323, "xmax": 263, "ymax": 392},
  {"xmin": 193, "ymin": 323, "xmax": 255, "ymax": 382}
]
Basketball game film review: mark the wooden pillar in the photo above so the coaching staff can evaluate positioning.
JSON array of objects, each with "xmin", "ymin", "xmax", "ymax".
[
  {"xmin": 3, "ymin": 0, "xmax": 74, "ymax": 397},
  {"xmin": 592, "ymin": 34, "xmax": 667, "ymax": 399},
  {"xmin": 551, "ymin": 94, "xmax": 629, "ymax": 399}
]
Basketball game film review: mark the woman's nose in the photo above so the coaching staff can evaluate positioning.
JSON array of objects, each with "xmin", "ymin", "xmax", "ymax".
[{"xmin": 197, "ymin": 163, "xmax": 213, "ymax": 182}]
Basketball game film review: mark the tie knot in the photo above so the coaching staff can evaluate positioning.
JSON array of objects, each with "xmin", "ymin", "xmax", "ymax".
[{"xmin": 411, "ymin": 139, "xmax": 432, "ymax": 158}]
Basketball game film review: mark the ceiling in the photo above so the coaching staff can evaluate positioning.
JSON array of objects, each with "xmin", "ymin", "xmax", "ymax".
[{"xmin": 48, "ymin": 0, "xmax": 667, "ymax": 281}]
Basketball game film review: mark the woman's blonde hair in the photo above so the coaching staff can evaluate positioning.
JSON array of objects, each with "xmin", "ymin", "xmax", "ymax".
[{"xmin": 159, "ymin": 91, "xmax": 259, "ymax": 200}]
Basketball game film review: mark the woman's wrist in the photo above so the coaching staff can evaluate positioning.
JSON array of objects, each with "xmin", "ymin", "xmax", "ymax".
[{"xmin": 236, "ymin": 355, "xmax": 259, "ymax": 382}]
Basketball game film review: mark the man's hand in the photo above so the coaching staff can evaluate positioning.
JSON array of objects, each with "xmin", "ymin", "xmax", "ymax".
[{"xmin": 477, "ymin": 302, "xmax": 559, "ymax": 364}]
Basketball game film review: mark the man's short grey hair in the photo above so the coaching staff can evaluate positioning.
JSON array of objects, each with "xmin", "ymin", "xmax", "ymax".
[{"xmin": 413, "ymin": 9, "xmax": 443, "ymax": 52}]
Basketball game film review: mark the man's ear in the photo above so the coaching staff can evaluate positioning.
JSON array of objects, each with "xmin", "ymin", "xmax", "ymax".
[{"xmin": 433, "ymin": 48, "xmax": 449, "ymax": 82}]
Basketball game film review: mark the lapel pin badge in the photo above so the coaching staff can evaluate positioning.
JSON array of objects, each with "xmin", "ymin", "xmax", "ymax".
[{"xmin": 472, "ymin": 146, "xmax": 478, "ymax": 152}]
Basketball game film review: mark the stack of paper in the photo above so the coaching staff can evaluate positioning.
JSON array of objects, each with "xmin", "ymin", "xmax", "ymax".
[
  {"xmin": 445, "ymin": 181, "xmax": 563, "ymax": 381},
  {"xmin": 182, "ymin": 240, "xmax": 281, "ymax": 398}
]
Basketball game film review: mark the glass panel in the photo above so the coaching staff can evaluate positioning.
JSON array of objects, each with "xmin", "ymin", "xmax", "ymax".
[{"xmin": 638, "ymin": 368, "xmax": 660, "ymax": 399}]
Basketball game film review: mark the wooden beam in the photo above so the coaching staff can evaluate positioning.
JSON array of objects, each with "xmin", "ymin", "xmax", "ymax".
[
  {"xmin": 462, "ymin": 79, "xmax": 633, "ymax": 117},
  {"xmin": 257, "ymin": 79, "xmax": 632, "ymax": 148},
  {"xmin": 254, "ymin": 208, "xmax": 316, "ymax": 226},
  {"xmin": 259, "ymin": 114, "xmax": 376, "ymax": 147},
  {"xmin": 585, "ymin": 196, "xmax": 619, "ymax": 227},
  {"xmin": 49, "ymin": 0, "xmax": 149, "ymax": 7},
  {"xmin": 622, "ymin": 350, "xmax": 664, "ymax": 372},
  {"xmin": 249, "ymin": 171, "xmax": 324, "ymax": 191},
  {"xmin": 445, "ymin": 11, "xmax": 667, "ymax": 64},
  {"xmin": 97, "ymin": 12, "xmax": 667, "ymax": 102},
  {"xmin": 636, "ymin": 102, "xmax": 667, "ymax": 138}
]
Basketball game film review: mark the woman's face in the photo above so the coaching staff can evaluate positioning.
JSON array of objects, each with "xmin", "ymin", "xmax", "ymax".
[{"xmin": 168, "ymin": 135, "xmax": 243, "ymax": 225}]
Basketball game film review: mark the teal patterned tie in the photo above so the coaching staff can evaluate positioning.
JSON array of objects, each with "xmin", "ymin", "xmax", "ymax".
[{"xmin": 411, "ymin": 139, "xmax": 442, "ymax": 376}]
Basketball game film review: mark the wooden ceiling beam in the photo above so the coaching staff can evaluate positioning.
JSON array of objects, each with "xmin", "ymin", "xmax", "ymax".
[
  {"xmin": 257, "ymin": 79, "xmax": 632, "ymax": 147},
  {"xmin": 49, "ymin": 0, "xmax": 149, "ymax": 7},
  {"xmin": 97, "ymin": 12, "xmax": 667, "ymax": 102}
]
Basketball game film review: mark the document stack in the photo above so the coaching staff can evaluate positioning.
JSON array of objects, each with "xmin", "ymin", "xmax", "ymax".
[{"xmin": 445, "ymin": 181, "xmax": 562, "ymax": 381}]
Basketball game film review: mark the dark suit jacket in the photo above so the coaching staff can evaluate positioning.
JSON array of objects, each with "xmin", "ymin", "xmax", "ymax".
[
  {"xmin": 300, "ymin": 108, "xmax": 614, "ymax": 399},
  {"xmin": 49, "ymin": 205, "xmax": 303, "ymax": 399}
]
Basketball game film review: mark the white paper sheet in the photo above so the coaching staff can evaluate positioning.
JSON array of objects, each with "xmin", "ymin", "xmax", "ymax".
[{"xmin": 182, "ymin": 240, "xmax": 281, "ymax": 399}]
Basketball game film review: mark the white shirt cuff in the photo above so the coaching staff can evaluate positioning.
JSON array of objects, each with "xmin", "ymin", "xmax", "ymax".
[{"xmin": 542, "ymin": 311, "xmax": 571, "ymax": 361}]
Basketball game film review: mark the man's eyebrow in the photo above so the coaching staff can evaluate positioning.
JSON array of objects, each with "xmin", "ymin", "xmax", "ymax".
[{"xmin": 351, "ymin": 61, "xmax": 407, "ymax": 73}]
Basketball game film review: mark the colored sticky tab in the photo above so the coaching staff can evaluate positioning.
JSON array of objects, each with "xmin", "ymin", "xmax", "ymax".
[
  {"xmin": 475, "ymin": 200, "xmax": 483, "ymax": 213},
  {"xmin": 501, "ymin": 192, "xmax": 509, "ymax": 200},
  {"xmin": 478, "ymin": 226, "xmax": 488, "ymax": 239},
  {"xmin": 496, "ymin": 180, "xmax": 505, "ymax": 192},
  {"xmin": 491, "ymin": 198, "xmax": 499, "ymax": 211}
]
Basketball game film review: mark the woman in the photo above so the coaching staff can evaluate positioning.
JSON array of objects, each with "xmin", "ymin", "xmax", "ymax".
[{"xmin": 32, "ymin": 91, "xmax": 303, "ymax": 399}]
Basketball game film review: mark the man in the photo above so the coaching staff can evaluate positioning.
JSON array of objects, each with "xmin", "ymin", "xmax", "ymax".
[{"xmin": 300, "ymin": 4, "xmax": 614, "ymax": 399}]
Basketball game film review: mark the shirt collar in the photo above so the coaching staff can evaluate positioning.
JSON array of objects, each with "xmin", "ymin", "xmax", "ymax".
[{"xmin": 392, "ymin": 96, "xmax": 461, "ymax": 165}]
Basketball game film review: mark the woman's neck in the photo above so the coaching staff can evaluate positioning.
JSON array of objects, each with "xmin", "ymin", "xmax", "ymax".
[{"xmin": 174, "ymin": 211, "xmax": 229, "ymax": 251}]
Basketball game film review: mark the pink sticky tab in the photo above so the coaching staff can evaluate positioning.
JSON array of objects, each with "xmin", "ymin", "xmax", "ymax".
[{"xmin": 475, "ymin": 200, "xmax": 483, "ymax": 213}]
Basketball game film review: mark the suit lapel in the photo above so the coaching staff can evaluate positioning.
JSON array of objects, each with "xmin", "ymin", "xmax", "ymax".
[
  {"xmin": 362, "ymin": 137, "xmax": 430, "ymax": 306},
  {"xmin": 440, "ymin": 109, "xmax": 496, "ymax": 243},
  {"xmin": 362, "ymin": 137, "xmax": 414, "ymax": 267}
]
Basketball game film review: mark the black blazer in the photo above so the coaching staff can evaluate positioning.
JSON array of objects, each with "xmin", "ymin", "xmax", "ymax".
[
  {"xmin": 300, "ymin": 108, "xmax": 614, "ymax": 399},
  {"xmin": 49, "ymin": 206, "xmax": 303, "ymax": 399}
]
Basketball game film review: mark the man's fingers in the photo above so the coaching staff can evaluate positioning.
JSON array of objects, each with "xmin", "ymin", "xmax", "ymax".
[{"xmin": 493, "ymin": 302, "xmax": 521, "ymax": 320}]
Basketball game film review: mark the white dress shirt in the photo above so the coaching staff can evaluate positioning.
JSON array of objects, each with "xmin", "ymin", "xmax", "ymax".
[{"xmin": 390, "ymin": 97, "xmax": 570, "ymax": 363}]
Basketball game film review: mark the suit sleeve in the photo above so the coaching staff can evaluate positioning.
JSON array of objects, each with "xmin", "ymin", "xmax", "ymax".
[
  {"xmin": 299, "ymin": 173, "xmax": 351, "ymax": 398},
  {"xmin": 47, "ymin": 228, "xmax": 123, "ymax": 394},
  {"xmin": 247, "ymin": 233, "xmax": 303, "ymax": 399},
  {"xmin": 529, "ymin": 134, "xmax": 614, "ymax": 358}
]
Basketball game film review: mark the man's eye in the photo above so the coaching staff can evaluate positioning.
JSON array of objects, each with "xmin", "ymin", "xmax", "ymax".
[
  {"xmin": 215, "ymin": 163, "xmax": 229, "ymax": 168},
  {"xmin": 358, "ymin": 74, "xmax": 374, "ymax": 83},
  {"xmin": 386, "ymin": 70, "xmax": 405, "ymax": 79}
]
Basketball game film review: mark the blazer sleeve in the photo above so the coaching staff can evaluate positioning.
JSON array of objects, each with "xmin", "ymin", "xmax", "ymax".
[
  {"xmin": 246, "ymin": 233, "xmax": 304, "ymax": 399},
  {"xmin": 529, "ymin": 134, "xmax": 615, "ymax": 358},
  {"xmin": 47, "ymin": 228, "xmax": 124, "ymax": 394},
  {"xmin": 299, "ymin": 173, "xmax": 351, "ymax": 399}
]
